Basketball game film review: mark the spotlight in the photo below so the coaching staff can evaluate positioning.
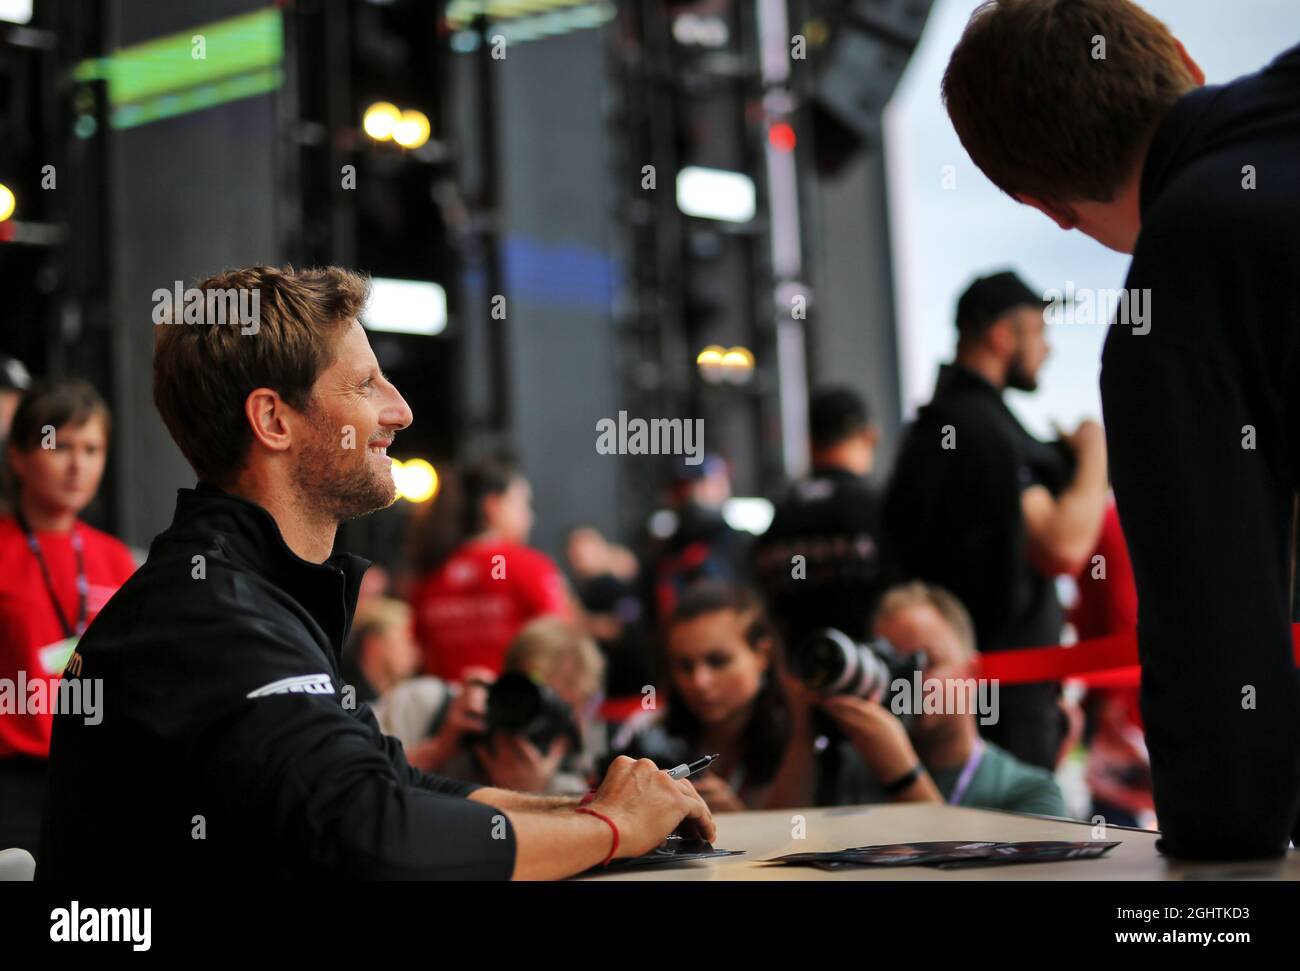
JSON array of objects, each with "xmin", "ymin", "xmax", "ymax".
[
  {"xmin": 363, "ymin": 101, "xmax": 402, "ymax": 141},
  {"xmin": 0, "ymin": 184, "xmax": 15, "ymax": 222},
  {"xmin": 392, "ymin": 458, "xmax": 439, "ymax": 503},
  {"xmin": 721, "ymin": 346, "xmax": 755, "ymax": 384},
  {"xmin": 696, "ymin": 344, "xmax": 726, "ymax": 383},
  {"xmin": 392, "ymin": 109, "xmax": 430, "ymax": 149}
]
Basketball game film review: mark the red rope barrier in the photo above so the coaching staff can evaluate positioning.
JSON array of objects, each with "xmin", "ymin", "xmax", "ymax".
[{"xmin": 974, "ymin": 624, "xmax": 1300, "ymax": 686}]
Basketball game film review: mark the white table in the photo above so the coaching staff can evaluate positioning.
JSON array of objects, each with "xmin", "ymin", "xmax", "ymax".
[{"xmin": 579, "ymin": 803, "xmax": 1300, "ymax": 880}]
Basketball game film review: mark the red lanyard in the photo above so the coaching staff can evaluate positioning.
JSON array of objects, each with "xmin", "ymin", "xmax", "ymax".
[{"xmin": 16, "ymin": 511, "xmax": 88, "ymax": 640}]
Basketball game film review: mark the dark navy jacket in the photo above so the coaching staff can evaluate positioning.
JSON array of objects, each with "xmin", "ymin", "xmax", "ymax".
[
  {"xmin": 1101, "ymin": 42, "xmax": 1300, "ymax": 859},
  {"xmin": 39, "ymin": 485, "xmax": 516, "ymax": 879}
]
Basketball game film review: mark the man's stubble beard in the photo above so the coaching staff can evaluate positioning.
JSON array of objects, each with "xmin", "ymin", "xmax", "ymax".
[
  {"xmin": 1006, "ymin": 346, "xmax": 1039, "ymax": 393},
  {"xmin": 291, "ymin": 409, "xmax": 397, "ymax": 525}
]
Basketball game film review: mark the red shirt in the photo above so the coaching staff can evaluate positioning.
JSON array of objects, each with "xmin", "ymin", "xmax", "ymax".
[
  {"xmin": 0, "ymin": 515, "xmax": 136, "ymax": 758},
  {"xmin": 1071, "ymin": 503, "xmax": 1139, "ymax": 641},
  {"xmin": 1071, "ymin": 502, "xmax": 1142, "ymax": 729},
  {"xmin": 411, "ymin": 538, "xmax": 569, "ymax": 679}
]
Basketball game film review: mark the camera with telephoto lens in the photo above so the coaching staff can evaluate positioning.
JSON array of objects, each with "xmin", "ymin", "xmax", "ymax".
[
  {"xmin": 483, "ymin": 672, "xmax": 582, "ymax": 754},
  {"xmin": 791, "ymin": 628, "xmax": 928, "ymax": 706}
]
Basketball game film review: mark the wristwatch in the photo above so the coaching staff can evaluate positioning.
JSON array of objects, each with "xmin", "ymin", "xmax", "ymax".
[{"xmin": 882, "ymin": 763, "xmax": 923, "ymax": 795}]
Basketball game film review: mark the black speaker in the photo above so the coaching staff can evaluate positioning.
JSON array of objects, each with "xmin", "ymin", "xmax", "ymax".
[{"xmin": 810, "ymin": 0, "xmax": 935, "ymax": 175}]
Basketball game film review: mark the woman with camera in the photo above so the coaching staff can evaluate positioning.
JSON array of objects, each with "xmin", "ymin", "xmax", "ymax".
[
  {"xmin": 612, "ymin": 580, "xmax": 983, "ymax": 814},
  {"xmin": 612, "ymin": 582, "xmax": 834, "ymax": 812}
]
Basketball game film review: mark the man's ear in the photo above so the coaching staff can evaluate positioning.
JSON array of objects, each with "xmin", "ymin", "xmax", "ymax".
[
  {"xmin": 1174, "ymin": 39, "xmax": 1206, "ymax": 86},
  {"xmin": 1015, "ymin": 193, "xmax": 1078, "ymax": 231},
  {"xmin": 244, "ymin": 388, "xmax": 294, "ymax": 453},
  {"xmin": 987, "ymin": 316, "xmax": 1018, "ymax": 357}
]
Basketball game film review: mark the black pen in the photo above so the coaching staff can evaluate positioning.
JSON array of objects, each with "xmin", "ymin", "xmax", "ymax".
[{"xmin": 665, "ymin": 754, "xmax": 720, "ymax": 780}]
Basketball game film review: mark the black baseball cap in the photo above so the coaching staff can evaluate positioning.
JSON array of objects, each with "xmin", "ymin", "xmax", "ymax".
[{"xmin": 955, "ymin": 270, "xmax": 1048, "ymax": 337}]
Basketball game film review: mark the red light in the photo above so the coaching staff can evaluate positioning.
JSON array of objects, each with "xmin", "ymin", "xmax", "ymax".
[{"xmin": 768, "ymin": 122, "xmax": 796, "ymax": 152}]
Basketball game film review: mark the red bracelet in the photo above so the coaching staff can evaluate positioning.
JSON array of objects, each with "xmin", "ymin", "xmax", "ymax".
[
  {"xmin": 575, "ymin": 807, "xmax": 619, "ymax": 867},
  {"xmin": 578, "ymin": 790, "xmax": 597, "ymax": 808}
]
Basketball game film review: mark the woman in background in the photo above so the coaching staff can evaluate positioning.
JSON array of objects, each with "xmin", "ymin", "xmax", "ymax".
[
  {"xmin": 0, "ymin": 380, "xmax": 136, "ymax": 855},
  {"xmin": 614, "ymin": 582, "xmax": 793, "ymax": 812},
  {"xmin": 409, "ymin": 458, "xmax": 570, "ymax": 680}
]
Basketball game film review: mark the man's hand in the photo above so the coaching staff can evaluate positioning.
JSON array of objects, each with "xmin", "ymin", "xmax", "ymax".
[
  {"xmin": 818, "ymin": 695, "xmax": 919, "ymax": 783},
  {"xmin": 475, "ymin": 733, "xmax": 568, "ymax": 793},
  {"xmin": 1063, "ymin": 419, "xmax": 1107, "ymax": 474},
  {"xmin": 1026, "ymin": 419, "xmax": 1110, "ymax": 575},
  {"xmin": 586, "ymin": 756, "xmax": 716, "ymax": 858},
  {"xmin": 407, "ymin": 670, "xmax": 491, "ymax": 771}
]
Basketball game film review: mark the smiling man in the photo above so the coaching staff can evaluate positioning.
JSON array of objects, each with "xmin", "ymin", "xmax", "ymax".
[{"xmin": 37, "ymin": 265, "xmax": 712, "ymax": 880}]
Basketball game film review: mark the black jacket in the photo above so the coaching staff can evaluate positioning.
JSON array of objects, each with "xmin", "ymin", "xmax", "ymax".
[
  {"xmin": 1100, "ymin": 42, "xmax": 1300, "ymax": 858},
  {"xmin": 38, "ymin": 485, "xmax": 517, "ymax": 880},
  {"xmin": 754, "ymin": 465, "xmax": 887, "ymax": 646},
  {"xmin": 884, "ymin": 364, "xmax": 1071, "ymax": 652}
]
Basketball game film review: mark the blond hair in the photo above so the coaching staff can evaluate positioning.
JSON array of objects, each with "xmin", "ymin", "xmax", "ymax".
[
  {"xmin": 874, "ymin": 582, "xmax": 977, "ymax": 658},
  {"xmin": 345, "ymin": 597, "xmax": 412, "ymax": 662},
  {"xmin": 505, "ymin": 617, "xmax": 604, "ymax": 701}
]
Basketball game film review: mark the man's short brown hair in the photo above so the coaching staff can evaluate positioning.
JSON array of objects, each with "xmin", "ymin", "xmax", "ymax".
[
  {"xmin": 942, "ymin": 0, "xmax": 1197, "ymax": 205},
  {"xmin": 153, "ymin": 265, "xmax": 369, "ymax": 486}
]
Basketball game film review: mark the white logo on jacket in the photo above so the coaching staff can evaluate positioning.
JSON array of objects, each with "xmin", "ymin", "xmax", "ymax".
[{"xmin": 246, "ymin": 673, "xmax": 335, "ymax": 698}]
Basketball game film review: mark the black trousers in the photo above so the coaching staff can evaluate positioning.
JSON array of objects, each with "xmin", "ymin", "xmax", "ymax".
[{"xmin": 0, "ymin": 755, "xmax": 47, "ymax": 857}]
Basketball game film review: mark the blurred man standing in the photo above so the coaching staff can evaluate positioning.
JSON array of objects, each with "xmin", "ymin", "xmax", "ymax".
[
  {"xmin": 755, "ymin": 386, "xmax": 887, "ymax": 648},
  {"xmin": 885, "ymin": 271, "xmax": 1108, "ymax": 771}
]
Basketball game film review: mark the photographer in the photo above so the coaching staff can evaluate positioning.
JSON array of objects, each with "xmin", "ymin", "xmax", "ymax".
[
  {"xmin": 375, "ymin": 615, "xmax": 607, "ymax": 797},
  {"xmin": 614, "ymin": 582, "xmax": 840, "ymax": 814},
  {"xmin": 771, "ymin": 582, "xmax": 1065, "ymax": 816},
  {"xmin": 340, "ymin": 597, "xmax": 491, "ymax": 775}
]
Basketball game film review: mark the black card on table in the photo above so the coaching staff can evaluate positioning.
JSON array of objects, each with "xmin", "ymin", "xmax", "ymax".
[
  {"xmin": 769, "ymin": 840, "xmax": 1120, "ymax": 871},
  {"xmin": 585, "ymin": 837, "xmax": 745, "ymax": 874}
]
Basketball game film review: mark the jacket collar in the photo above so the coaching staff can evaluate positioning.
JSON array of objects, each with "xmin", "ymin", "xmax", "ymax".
[
  {"xmin": 808, "ymin": 464, "xmax": 865, "ymax": 482},
  {"xmin": 166, "ymin": 483, "xmax": 371, "ymax": 656},
  {"xmin": 934, "ymin": 361, "xmax": 1001, "ymax": 399},
  {"xmin": 1139, "ymin": 85, "xmax": 1218, "ymax": 222},
  {"xmin": 1141, "ymin": 42, "xmax": 1300, "ymax": 220}
]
